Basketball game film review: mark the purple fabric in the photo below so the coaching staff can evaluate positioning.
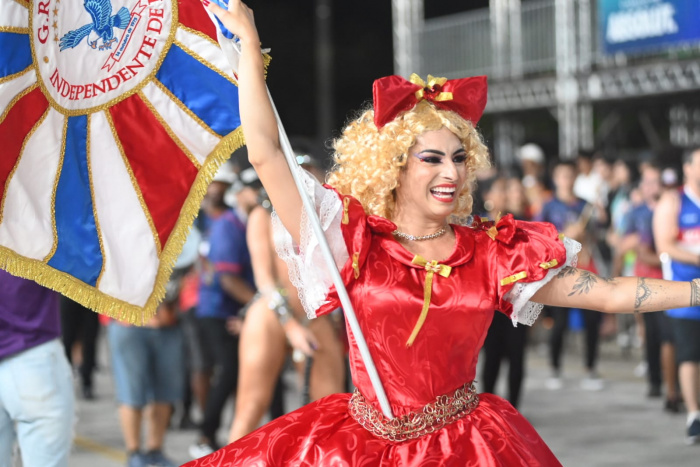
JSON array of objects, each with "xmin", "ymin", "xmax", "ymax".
[{"xmin": 0, "ymin": 269, "xmax": 61, "ymax": 360}]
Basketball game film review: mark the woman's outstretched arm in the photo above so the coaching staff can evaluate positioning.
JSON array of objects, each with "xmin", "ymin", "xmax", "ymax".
[
  {"xmin": 207, "ymin": 0, "xmax": 303, "ymax": 242},
  {"xmin": 532, "ymin": 266, "xmax": 698, "ymax": 314}
]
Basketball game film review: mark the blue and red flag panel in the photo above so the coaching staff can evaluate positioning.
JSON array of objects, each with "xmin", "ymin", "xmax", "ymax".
[{"xmin": 0, "ymin": 0, "xmax": 249, "ymax": 323}]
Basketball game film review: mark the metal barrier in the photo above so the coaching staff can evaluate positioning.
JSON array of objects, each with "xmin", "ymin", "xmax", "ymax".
[
  {"xmin": 419, "ymin": 0, "xmax": 700, "ymax": 80},
  {"xmin": 520, "ymin": 0, "xmax": 556, "ymax": 75},
  {"xmin": 420, "ymin": 1, "xmax": 557, "ymax": 79},
  {"xmin": 421, "ymin": 10, "xmax": 492, "ymax": 79}
]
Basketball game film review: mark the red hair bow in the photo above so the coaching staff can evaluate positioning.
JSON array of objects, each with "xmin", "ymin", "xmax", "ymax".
[{"xmin": 372, "ymin": 73, "xmax": 488, "ymax": 129}]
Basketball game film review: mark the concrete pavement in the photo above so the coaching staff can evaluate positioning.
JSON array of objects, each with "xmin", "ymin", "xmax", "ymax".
[{"xmin": 64, "ymin": 336, "xmax": 700, "ymax": 466}]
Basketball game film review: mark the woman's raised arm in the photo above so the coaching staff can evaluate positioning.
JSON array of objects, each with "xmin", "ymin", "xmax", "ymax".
[
  {"xmin": 531, "ymin": 266, "xmax": 698, "ymax": 314},
  {"xmin": 207, "ymin": 0, "xmax": 303, "ymax": 243}
]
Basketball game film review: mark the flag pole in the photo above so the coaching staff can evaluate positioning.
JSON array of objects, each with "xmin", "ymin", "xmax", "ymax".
[
  {"xmin": 267, "ymin": 89, "xmax": 394, "ymax": 419},
  {"xmin": 213, "ymin": 24, "xmax": 393, "ymax": 419}
]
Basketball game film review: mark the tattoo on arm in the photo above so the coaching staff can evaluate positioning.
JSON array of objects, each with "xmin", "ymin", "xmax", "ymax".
[
  {"xmin": 567, "ymin": 270, "xmax": 609, "ymax": 296},
  {"xmin": 558, "ymin": 267, "xmax": 613, "ymax": 296},
  {"xmin": 691, "ymin": 279, "xmax": 700, "ymax": 307},
  {"xmin": 555, "ymin": 266, "xmax": 577, "ymax": 280},
  {"xmin": 634, "ymin": 277, "xmax": 652, "ymax": 312}
]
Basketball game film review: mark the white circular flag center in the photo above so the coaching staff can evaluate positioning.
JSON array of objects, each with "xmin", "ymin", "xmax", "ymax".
[{"xmin": 32, "ymin": 0, "xmax": 173, "ymax": 113}]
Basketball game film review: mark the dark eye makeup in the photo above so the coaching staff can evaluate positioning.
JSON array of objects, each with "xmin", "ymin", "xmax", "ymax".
[{"xmin": 415, "ymin": 149, "xmax": 467, "ymax": 164}]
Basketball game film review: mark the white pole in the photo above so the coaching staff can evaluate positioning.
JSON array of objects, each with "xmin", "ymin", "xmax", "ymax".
[
  {"xmin": 267, "ymin": 89, "xmax": 395, "ymax": 420},
  {"xmin": 212, "ymin": 23, "xmax": 394, "ymax": 419}
]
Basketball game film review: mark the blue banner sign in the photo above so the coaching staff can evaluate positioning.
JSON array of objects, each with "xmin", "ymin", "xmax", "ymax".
[{"xmin": 599, "ymin": 0, "xmax": 700, "ymax": 55}]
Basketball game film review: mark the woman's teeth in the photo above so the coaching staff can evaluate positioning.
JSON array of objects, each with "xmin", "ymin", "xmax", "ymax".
[{"xmin": 431, "ymin": 187, "xmax": 455, "ymax": 199}]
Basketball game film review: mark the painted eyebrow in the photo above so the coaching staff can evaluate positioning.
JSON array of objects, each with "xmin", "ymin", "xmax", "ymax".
[{"xmin": 417, "ymin": 148, "xmax": 467, "ymax": 156}]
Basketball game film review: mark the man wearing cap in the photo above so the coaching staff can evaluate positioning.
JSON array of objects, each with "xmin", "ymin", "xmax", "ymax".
[
  {"xmin": 190, "ymin": 164, "xmax": 258, "ymax": 458},
  {"xmin": 518, "ymin": 143, "xmax": 549, "ymax": 217}
]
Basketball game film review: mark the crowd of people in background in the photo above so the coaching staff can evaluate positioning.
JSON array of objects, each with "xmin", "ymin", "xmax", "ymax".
[
  {"xmin": 473, "ymin": 144, "xmax": 700, "ymax": 446},
  {"xmin": 9, "ymin": 143, "xmax": 700, "ymax": 466}
]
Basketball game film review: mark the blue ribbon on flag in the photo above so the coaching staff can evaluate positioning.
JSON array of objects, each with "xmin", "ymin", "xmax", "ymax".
[{"xmin": 209, "ymin": 0, "xmax": 236, "ymax": 40}]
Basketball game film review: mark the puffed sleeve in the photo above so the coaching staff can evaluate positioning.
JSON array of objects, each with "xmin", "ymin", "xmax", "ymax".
[
  {"xmin": 271, "ymin": 165, "xmax": 371, "ymax": 319},
  {"xmin": 488, "ymin": 214, "xmax": 581, "ymax": 326}
]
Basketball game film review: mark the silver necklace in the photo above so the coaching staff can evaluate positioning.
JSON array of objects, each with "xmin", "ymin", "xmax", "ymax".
[{"xmin": 392, "ymin": 225, "xmax": 448, "ymax": 241}]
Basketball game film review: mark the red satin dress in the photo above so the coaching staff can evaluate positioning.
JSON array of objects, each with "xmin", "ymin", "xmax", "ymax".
[{"xmin": 184, "ymin": 193, "xmax": 568, "ymax": 467}]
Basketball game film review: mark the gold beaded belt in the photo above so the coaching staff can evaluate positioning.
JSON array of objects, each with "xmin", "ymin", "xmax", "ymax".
[{"xmin": 348, "ymin": 382, "xmax": 479, "ymax": 442}]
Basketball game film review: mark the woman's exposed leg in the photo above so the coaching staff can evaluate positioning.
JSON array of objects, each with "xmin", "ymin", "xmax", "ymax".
[
  {"xmin": 228, "ymin": 299, "xmax": 287, "ymax": 443},
  {"xmin": 308, "ymin": 315, "xmax": 346, "ymax": 401}
]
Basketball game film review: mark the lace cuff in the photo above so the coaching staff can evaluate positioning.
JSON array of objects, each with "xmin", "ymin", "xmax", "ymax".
[
  {"xmin": 503, "ymin": 236, "xmax": 581, "ymax": 326},
  {"xmin": 271, "ymin": 167, "xmax": 348, "ymax": 319}
]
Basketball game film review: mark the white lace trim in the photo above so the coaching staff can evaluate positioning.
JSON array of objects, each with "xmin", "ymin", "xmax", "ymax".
[
  {"xmin": 271, "ymin": 167, "xmax": 348, "ymax": 319},
  {"xmin": 504, "ymin": 236, "xmax": 582, "ymax": 327}
]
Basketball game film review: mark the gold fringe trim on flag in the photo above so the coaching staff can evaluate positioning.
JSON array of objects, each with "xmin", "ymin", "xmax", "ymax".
[
  {"xmin": 137, "ymin": 128, "xmax": 247, "ymax": 323},
  {"xmin": 0, "ymin": 128, "xmax": 246, "ymax": 325},
  {"xmin": 262, "ymin": 53, "xmax": 272, "ymax": 76}
]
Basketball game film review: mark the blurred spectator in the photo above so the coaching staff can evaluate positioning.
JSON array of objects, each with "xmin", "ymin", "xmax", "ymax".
[
  {"xmin": 189, "ymin": 166, "xmax": 258, "ymax": 458},
  {"xmin": 607, "ymin": 160, "xmax": 638, "ymax": 272},
  {"xmin": 661, "ymin": 166, "xmax": 680, "ymax": 189},
  {"xmin": 590, "ymin": 155, "xmax": 613, "ymax": 270},
  {"xmin": 479, "ymin": 176, "xmax": 529, "ymax": 408},
  {"xmin": 518, "ymin": 143, "xmax": 545, "ymax": 190},
  {"xmin": 517, "ymin": 143, "xmax": 549, "ymax": 217},
  {"xmin": 181, "ymin": 167, "xmax": 239, "ymax": 433},
  {"xmin": 619, "ymin": 163, "xmax": 679, "ymax": 411},
  {"xmin": 174, "ymin": 227, "xmax": 203, "ymax": 430},
  {"xmin": 574, "ymin": 151, "xmax": 607, "ymax": 207},
  {"xmin": 505, "ymin": 176, "xmax": 531, "ymax": 220},
  {"xmin": 653, "ymin": 147, "xmax": 700, "ymax": 444},
  {"xmin": 60, "ymin": 297, "xmax": 100, "ymax": 400},
  {"xmin": 605, "ymin": 159, "xmax": 640, "ymax": 356},
  {"xmin": 107, "ymin": 283, "xmax": 184, "ymax": 467},
  {"xmin": 537, "ymin": 160, "xmax": 604, "ymax": 391},
  {"xmin": 228, "ymin": 159, "xmax": 346, "ymax": 443},
  {"xmin": 182, "ymin": 164, "xmax": 239, "ymax": 433},
  {"xmin": 0, "ymin": 270, "xmax": 74, "ymax": 467}
]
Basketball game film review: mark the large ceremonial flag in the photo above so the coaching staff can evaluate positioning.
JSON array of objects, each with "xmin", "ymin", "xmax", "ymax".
[{"xmin": 0, "ymin": 0, "xmax": 251, "ymax": 323}]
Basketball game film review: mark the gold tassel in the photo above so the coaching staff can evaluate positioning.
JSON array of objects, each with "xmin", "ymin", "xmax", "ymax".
[
  {"xmin": 341, "ymin": 197, "xmax": 350, "ymax": 224},
  {"xmin": 407, "ymin": 255, "xmax": 452, "ymax": 347},
  {"xmin": 352, "ymin": 252, "xmax": 360, "ymax": 279}
]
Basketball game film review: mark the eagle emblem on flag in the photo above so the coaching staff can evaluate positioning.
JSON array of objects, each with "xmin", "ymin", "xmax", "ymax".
[
  {"xmin": 59, "ymin": 0, "xmax": 130, "ymax": 51},
  {"xmin": 0, "ymin": 0, "xmax": 255, "ymax": 323}
]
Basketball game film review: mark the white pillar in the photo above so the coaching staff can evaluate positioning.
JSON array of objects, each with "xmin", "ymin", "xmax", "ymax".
[
  {"xmin": 392, "ymin": 0, "xmax": 424, "ymax": 77},
  {"xmin": 555, "ymin": 0, "xmax": 578, "ymax": 158}
]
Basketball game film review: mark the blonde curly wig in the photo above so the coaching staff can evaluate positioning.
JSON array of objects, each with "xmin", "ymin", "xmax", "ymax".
[{"xmin": 327, "ymin": 100, "xmax": 491, "ymax": 220}]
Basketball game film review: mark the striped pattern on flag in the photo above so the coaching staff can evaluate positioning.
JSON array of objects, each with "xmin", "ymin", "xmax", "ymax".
[{"xmin": 0, "ymin": 0, "xmax": 258, "ymax": 323}]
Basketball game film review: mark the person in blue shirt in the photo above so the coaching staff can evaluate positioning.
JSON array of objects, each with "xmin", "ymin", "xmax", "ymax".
[
  {"xmin": 536, "ymin": 160, "xmax": 604, "ymax": 391},
  {"xmin": 190, "ymin": 165, "xmax": 258, "ymax": 457},
  {"xmin": 621, "ymin": 163, "xmax": 679, "ymax": 411},
  {"xmin": 654, "ymin": 147, "xmax": 700, "ymax": 444}
]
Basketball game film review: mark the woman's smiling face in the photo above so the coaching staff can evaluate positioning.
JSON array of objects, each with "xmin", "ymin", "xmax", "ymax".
[{"xmin": 395, "ymin": 127, "xmax": 468, "ymax": 222}]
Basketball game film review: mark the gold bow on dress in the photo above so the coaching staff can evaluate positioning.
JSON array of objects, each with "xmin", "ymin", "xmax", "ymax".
[{"xmin": 407, "ymin": 255, "xmax": 452, "ymax": 347}]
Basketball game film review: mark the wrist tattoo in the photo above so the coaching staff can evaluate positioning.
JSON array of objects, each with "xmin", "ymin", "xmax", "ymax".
[
  {"xmin": 691, "ymin": 279, "xmax": 700, "ymax": 307},
  {"xmin": 634, "ymin": 277, "xmax": 652, "ymax": 311}
]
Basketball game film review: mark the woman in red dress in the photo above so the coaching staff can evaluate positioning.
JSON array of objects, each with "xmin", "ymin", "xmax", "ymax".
[{"xmin": 186, "ymin": 2, "xmax": 700, "ymax": 465}]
